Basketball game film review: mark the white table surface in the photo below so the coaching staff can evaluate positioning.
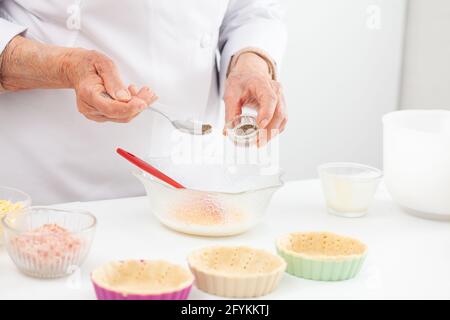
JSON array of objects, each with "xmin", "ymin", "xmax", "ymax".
[{"xmin": 1, "ymin": 179, "xmax": 449, "ymax": 300}]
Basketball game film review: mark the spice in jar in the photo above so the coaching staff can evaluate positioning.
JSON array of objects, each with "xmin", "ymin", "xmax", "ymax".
[
  {"xmin": 201, "ymin": 124, "xmax": 212, "ymax": 135},
  {"xmin": 226, "ymin": 115, "xmax": 259, "ymax": 146},
  {"xmin": 236, "ymin": 124, "xmax": 258, "ymax": 137}
]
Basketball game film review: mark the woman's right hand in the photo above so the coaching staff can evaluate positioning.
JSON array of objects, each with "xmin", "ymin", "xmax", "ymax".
[
  {"xmin": 0, "ymin": 36, "xmax": 157, "ymax": 123},
  {"xmin": 63, "ymin": 49, "xmax": 158, "ymax": 123}
]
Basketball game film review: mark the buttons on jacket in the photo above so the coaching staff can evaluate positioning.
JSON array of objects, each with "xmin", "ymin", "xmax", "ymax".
[{"xmin": 66, "ymin": 2, "xmax": 81, "ymax": 30}]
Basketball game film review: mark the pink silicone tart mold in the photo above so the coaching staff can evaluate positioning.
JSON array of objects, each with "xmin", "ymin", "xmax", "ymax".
[{"xmin": 91, "ymin": 260, "xmax": 194, "ymax": 300}]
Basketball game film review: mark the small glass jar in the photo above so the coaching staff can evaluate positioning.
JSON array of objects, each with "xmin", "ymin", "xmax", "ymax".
[
  {"xmin": 224, "ymin": 115, "xmax": 260, "ymax": 175},
  {"xmin": 225, "ymin": 115, "xmax": 259, "ymax": 147}
]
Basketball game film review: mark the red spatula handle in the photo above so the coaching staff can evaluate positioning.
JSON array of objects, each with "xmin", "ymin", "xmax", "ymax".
[{"xmin": 116, "ymin": 148, "xmax": 185, "ymax": 189}]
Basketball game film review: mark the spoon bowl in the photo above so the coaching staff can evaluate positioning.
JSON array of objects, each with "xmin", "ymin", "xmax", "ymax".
[{"xmin": 149, "ymin": 103, "xmax": 212, "ymax": 136}]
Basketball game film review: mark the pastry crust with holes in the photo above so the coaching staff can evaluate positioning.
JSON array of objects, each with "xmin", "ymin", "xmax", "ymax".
[
  {"xmin": 277, "ymin": 232, "xmax": 367, "ymax": 260},
  {"xmin": 187, "ymin": 246, "xmax": 286, "ymax": 298},
  {"xmin": 91, "ymin": 260, "xmax": 194, "ymax": 295},
  {"xmin": 188, "ymin": 246, "xmax": 286, "ymax": 277}
]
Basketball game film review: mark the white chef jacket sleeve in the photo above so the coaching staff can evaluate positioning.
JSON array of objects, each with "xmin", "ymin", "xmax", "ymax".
[{"xmin": 218, "ymin": 0, "xmax": 287, "ymax": 96}]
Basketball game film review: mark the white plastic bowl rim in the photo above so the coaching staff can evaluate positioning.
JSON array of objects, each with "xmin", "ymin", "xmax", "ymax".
[{"xmin": 382, "ymin": 109, "xmax": 450, "ymax": 136}]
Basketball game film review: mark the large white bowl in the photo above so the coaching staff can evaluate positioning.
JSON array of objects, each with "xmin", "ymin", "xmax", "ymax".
[{"xmin": 383, "ymin": 110, "xmax": 450, "ymax": 219}]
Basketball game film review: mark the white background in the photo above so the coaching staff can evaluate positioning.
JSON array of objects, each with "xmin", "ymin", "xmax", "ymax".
[
  {"xmin": 400, "ymin": 0, "xmax": 450, "ymax": 109},
  {"xmin": 279, "ymin": 0, "xmax": 407, "ymax": 180}
]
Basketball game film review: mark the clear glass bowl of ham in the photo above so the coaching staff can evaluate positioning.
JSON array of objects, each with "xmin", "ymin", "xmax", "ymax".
[{"xmin": 1, "ymin": 207, "xmax": 96, "ymax": 278}]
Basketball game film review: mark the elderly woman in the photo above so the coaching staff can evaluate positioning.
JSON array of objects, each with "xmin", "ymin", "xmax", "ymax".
[{"xmin": 0, "ymin": 0, "xmax": 287, "ymax": 204}]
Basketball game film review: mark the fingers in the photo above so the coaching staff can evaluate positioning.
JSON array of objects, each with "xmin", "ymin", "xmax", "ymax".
[
  {"xmin": 76, "ymin": 98, "xmax": 109, "ymax": 122},
  {"xmin": 129, "ymin": 85, "xmax": 138, "ymax": 96},
  {"xmin": 78, "ymin": 84, "xmax": 158, "ymax": 123},
  {"xmin": 84, "ymin": 114, "xmax": 109, "ymax": 122},
  {"xmin": 94, "ymin": 57, "xmax": 131, "ymax": 102},
  {"xmin": 81, "ymin": 97, "xmax": 142, "ymax": 123},
  {"xmin": 224, "ymin": 80, "xmax": 244, "ymax": 124},
  {"xmin": 260, "ymin": 110, "xmax": 286, "ymax": 145},
  {"xmin": 280, "ymin": 117, "xmax": 288, "ymax": 132},
  {"xmin": 264, "ymin": 83, "xmax": 287, "ymax": 139},
  {"xmin": 250, "ymin": 77, "xmax": 276, "ymax": 128},
  {"xmin": 255, "ymin": 82, "xmax": 287, "ymax": 147},
  {"xmin": 77, "ymin": 80, "xmax": 155, "ymax": 123},
  {"xmin": 129, "ymin": 85, "xmax": 159, "ymax": 106},
  {"xmin": 86, "ymin": 84, "xmax": 145, "ymax": 118},
  {"xmin": 127, "ymin": 85, "xmax": 159, "ymax": 120}
]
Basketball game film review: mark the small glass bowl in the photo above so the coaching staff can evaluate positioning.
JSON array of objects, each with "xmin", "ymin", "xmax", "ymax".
[
  {"xmin": 0, "ymin": 186, "xmax": 31, "ymax": 244},
  {"xmin": 2, "ymin": 207, "xmax": 96, "ymax": 278},
  {"xmin": 225, "ymin": 115, "xmax": 260, "ymax": 146},
  {"xmin": 318, "ymin": 163, "xmax": 382, "ymax": 218}
]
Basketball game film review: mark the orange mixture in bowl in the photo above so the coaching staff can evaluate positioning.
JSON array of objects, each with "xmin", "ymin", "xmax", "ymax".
[{"xmin": 171, "ymin": 197, "xmax": 245, "ymax": 226}]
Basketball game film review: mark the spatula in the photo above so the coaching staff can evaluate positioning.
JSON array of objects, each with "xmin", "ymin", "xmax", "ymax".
[{"xmin": 116, "ymin": 148, "xmax": 185, "ymax": 189}]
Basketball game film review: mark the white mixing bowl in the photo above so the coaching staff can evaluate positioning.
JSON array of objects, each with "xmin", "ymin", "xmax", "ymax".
[{"xmin": 383, "ymin": 110, "xmax": 450, "ymax": 219}]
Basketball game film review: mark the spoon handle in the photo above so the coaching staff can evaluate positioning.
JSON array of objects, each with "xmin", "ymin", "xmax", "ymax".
[
  {"xmin": 146, "ymin": 102, "xmax": 173, "ymax": 123},
  {"xmin": 116, "ymin": 148, "xmax": 185, "ymax": 189},
  {"xmin": 101, "ymin": 92, "xmax": 173, "ymax": 124}
]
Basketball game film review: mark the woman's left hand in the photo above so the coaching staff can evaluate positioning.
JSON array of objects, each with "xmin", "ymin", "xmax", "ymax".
[{"xmin": 224, "ymin": 52, "xmax": 287, "ymax": 144}]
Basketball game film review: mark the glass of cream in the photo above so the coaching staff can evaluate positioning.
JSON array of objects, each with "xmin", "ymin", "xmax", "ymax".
[{"xmin": 318, "ymin": 163, "xmax": 382, "ymax": 218}]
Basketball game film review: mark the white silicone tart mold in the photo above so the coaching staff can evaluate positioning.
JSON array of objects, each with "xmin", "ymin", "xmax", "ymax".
[{"xmin": 187, "ymin": 246, "xmax": 286, "ymax": 298}]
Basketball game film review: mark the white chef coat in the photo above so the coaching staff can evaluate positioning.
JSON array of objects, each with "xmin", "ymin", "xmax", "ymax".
[{"xmin": 0, "ymin": 0, "xmax": 286, "ymax": 204}]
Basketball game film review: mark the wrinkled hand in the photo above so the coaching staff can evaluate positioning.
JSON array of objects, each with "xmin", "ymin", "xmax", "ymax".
[
  {"xmin": 224, "ymin": 52, "xmax": 287, "ymax": 144},
  {"xmin": 63, "ymin": 49, "xmax": 158, "ymax": 123}
]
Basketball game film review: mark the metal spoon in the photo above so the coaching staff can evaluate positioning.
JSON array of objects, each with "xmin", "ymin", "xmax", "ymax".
[
  {"xmin": 149, "ymin": 103, "xmax": 212, "ymax": 136},
  {"xmin": 101, "ymin": 92, "xmax": 212, "ymax": 135}
]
